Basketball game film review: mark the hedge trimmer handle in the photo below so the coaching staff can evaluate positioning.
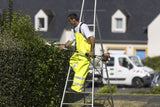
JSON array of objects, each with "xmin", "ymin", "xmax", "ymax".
[
  {"xmin": 85, "ymin": 53, "xmax": 96, "ymax": 58},
  {"xmin": 45, "ymin": 42, "xmax": 97, "ymax": 58},
  {"xmin": 45, "ymin": 42, "xmax": 69, "ymax": 50}
]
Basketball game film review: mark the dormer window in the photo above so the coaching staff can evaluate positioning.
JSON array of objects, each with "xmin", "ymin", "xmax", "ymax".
[
  {"xmin": 35, "ymin": 9, "xmax": 54, "ymax": 32},
  {"xmin": 112, "ymin": 9, "xmax": 129, "ymax": 33}
]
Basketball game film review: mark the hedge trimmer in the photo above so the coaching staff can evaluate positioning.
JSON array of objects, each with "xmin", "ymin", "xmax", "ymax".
[{"xmin": 45, "ymin": 42, "xmax": 110, "ymax": 62}]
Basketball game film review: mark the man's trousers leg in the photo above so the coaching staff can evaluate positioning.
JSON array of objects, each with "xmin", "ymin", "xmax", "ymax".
[{"xmin": 70, "ymin": 53, "xmax": 90, "ymax": 92}]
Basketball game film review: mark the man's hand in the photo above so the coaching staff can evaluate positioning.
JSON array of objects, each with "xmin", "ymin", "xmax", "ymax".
[
  {"xmin": 87, "ymin": 51, "xmax": 94, "ymax": 57},
  {"xmin": 59, "ymin": 45, "xmax": 65, "ymax": 50},
  {"xmin": 59, "ymin": 40, "xmax": 73, "ymax": 50}
]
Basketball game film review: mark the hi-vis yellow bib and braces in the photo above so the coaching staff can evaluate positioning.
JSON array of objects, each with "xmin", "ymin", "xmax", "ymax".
[{"xmin": 70, "ymin": 25, "xmax": 91, "ymax": 92}]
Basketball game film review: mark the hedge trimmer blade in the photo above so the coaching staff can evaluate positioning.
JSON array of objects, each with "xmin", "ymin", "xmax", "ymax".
[{"xmin": 45, "ymin": 42, "xmax": 52, "ymax": 46}]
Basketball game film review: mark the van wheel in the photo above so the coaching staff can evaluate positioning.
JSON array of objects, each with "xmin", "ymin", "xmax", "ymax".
[{"xmin": 132, "ymin": 78, "xmax": 144, "ymax": 88}]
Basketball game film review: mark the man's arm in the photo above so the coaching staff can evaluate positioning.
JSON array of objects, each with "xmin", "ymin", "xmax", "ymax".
[
  {"xmin": 59, "ymin": 40, "xmax": 73, "ymax": 50},
  {"xmin": 88, "ymin": 36, "xmax": 95, "ymax": 57}
]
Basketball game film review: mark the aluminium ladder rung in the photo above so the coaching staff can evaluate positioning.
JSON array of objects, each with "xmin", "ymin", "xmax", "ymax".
[
  {"xmin": 87, "ymin": 24, "xmax": 95, "ymax": 27},
  {"xmin": 62, "ymin": 103, "xmax": 92, "ymax": 106},
  {"xmin": 65, "ymin": 91, "xmax": 92, "ymax": 94},
  {"xmin": 68, "ymin": 80, "xmax": 93, "ymax": 82}
]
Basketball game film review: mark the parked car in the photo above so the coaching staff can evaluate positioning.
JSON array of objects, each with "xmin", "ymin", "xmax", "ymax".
[
  {"xmin": 89, "ymin": 54, "xmax": 155, "ymax": 88},
  {"xmin": 151, "ymin": 72, "xmax": 160, "ymax": 88}
]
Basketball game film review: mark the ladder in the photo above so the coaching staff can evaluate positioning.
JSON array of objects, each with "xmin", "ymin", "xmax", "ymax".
[
  {"xmin": 60, "ymin": 0, "xmax": 114, "ymax": 107},
  {"xmin": 60, "ymin": 0, "xmax": 96, "ymax": 107}
]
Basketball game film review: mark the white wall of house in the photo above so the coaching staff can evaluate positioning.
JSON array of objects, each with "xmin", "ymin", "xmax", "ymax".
[
  {"xmin": 95, "ymin": 43, "xmax": 147, "ymax": 56},
  {"xmin": 60, "ymin": 29, "xmax": 72, "ymax": 44},
  {"xmin": 59, "ymin": 30, "xmax": 148, "ymax": 57},
  {"xmin": 148, "ymin": 14, "xmax": 160, "ymax": 57},
  {"xmin": 59, "ymin": 12, "xmax": 160, "ymax": 58}
]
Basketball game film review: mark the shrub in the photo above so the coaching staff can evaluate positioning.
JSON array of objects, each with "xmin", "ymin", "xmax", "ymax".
[
  {"xmin": 142, "ymin": 56, "xmax": 160, "ymax": 73},
  {"xmin": 97, "ymin": 85, "xmax": 117, "ymax": 94},
  {"xmin": 0, "ymin": 1, "xmax": 72, "ymax": 106},
  {"xmin": 130, "ymin": 90, "xmax": 150, "ymax": 94},
  {"xmin": 151, "ymin": 86, "xmax": 160, "ymax": 94},
  {"xmin": 10, "ymin": 13, "xmax": 71, "ymax": 107},
  {"xmin": 0, "ymin": 29, "xmax": 24, "ymax": 106}
]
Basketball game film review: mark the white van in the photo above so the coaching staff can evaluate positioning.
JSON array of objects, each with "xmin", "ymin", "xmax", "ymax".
[{"xmin": 89, "ymin": 54, "xmax": 155, "ymax": 88}]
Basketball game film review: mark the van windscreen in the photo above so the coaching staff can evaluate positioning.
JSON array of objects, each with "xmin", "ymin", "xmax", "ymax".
[{"xmin": 129, "ymin": 56, "xmax": 143, "ymax": 67}]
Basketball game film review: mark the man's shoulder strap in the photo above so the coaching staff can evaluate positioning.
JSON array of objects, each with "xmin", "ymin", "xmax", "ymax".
[
  {"xmin": 79, "ymin": 22, "xmax": 83, "ymax": 33},
  {"xmin": 73, "ymin": 22, "xmax": 88, "ymax": 40},
  {"xmin": 79, "ymin": 23, "xmax": 89, "ymax": 40},
  {"xmin": 73, "ymin": 22, "xmax": 83, "ymax": 33}
]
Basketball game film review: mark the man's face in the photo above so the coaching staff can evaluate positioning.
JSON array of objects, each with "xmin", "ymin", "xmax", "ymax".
[{"xmin": 68, "ymin": 17, "xmax": 75, "ymax": 26}]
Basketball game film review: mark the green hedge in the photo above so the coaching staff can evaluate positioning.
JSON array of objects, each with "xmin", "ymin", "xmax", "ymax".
[
  {"xmin": 0, "ymin": 3, "xmax": 71, "ymax": 107},
  {"xmin": 0, "ymin": 30, "xmax": 24, "ymax": 107},
  {"xmin": 142, "ymin": 56, "xmax": 160, "ymax": 73},
  {"xmin": 22, "ymin": 43, "xmax": 71, "ymax": 107}
]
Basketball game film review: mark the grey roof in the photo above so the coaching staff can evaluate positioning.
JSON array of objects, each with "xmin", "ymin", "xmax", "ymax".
[
  {"xmin": 1, "ymin": 0, "xmax": 160, "ymax": 43},
  {"xmin": 41, "ymin": 9, "xmax": 54, "ymax": 17},
  {"xmin": 0, "ymin": 9, "xmax": 2, "ymax": 14}
]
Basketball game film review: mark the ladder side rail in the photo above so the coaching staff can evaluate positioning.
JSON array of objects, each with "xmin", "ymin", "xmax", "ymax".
[
  {"xmin": 96, "ymin": 15, "xmax": 114, "ymax": 107},
  {"xmin": 79, "ymin": 0, "xmax": 86, "ymax": 105},
  {"xmin": 96, "ymin": 15, "xmax": 104, "ymax": 54},
  {"xmin": 60, "ymin": 66, "xmax": 72, "ymax": 107},
  {"xmin": 91, "ymin": 0, "xmax": 97, "ymax": 107},
  {"xmin": 104, "ymin": 64, "xmax": 114, "ymax": 107},
  {"xmin": 79, "ymin": 0, "xmax": 85, "ymax": 22}
]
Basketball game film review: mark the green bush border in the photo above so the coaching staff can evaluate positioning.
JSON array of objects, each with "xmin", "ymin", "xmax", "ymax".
[{"xmin": 0, "ymin": 1, "xmax": 72, "ymax": 106}]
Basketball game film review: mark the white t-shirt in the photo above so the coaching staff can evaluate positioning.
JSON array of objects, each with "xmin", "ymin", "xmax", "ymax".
[{"xmin": 69, "ymin": 22, "xmax": 93, "ymax": 41}]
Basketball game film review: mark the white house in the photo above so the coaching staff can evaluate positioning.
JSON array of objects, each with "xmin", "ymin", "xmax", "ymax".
[
  {"xmin": 148, "ymin": 14, "xmax": 160, "ymax": 57},
  {"xmin": 1, "ymin": 0, "xmax": 160, "ymax": 59}
]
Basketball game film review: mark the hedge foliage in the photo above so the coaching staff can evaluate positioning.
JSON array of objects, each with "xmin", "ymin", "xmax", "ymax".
[
  {"xmin": 97, "ymin": 85, "xmax": 117, "ymax": 94},
  {"xmin": 0, "ymin": 1, "xmax": 71, "ymax": 106},
  {"xmin": 142, "ymin": 56, "xmax": 160, "ymax": 73},
  {"xmin": 0, "ymin": 29, "xmax": 24, "ymax": 107},
  {"xmin": 151, "ymin": 86, "xmax": 160, "ymax": 94}
]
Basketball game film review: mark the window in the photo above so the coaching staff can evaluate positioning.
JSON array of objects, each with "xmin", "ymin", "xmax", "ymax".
[
  {"xmin": 129, "ymin": 56, "xmax": 143, "ymax": 67},
  {"xmin": 119, "ymin": 57, "xmax": 129, "ymax": 68},
  {"xmin": 116, "ymin": 18, "xmax": 123, "ymax": 29},
  {"xmin": 34, "ymin": 9, "xmax": 54, "ymax": 32},
  {"xmin": 39, "ymin": 18, "xmax": 45, "ymax": 28},
  {"xmin": 118, "ymin": 57, "xmax": 133, "ymax": 69},
  {"xmin": 112, "ymin": 9, "xmax": 129, "ymax": 33}
]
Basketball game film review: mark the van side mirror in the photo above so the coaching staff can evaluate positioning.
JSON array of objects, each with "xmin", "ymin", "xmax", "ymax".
[{"xmin": 128, "ymin": 63, "xmax": 133, "ymax": 70}]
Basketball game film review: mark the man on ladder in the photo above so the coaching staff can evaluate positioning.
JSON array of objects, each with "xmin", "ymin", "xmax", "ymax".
[{"xmin": 59, "ymin": 13, "xmax": 95, "ymax": 92}]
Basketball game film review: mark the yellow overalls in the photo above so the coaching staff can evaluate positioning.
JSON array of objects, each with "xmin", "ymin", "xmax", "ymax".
[{"xmin": 70, "ymin": 24, "xmax": 91, "ymax": 92}]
